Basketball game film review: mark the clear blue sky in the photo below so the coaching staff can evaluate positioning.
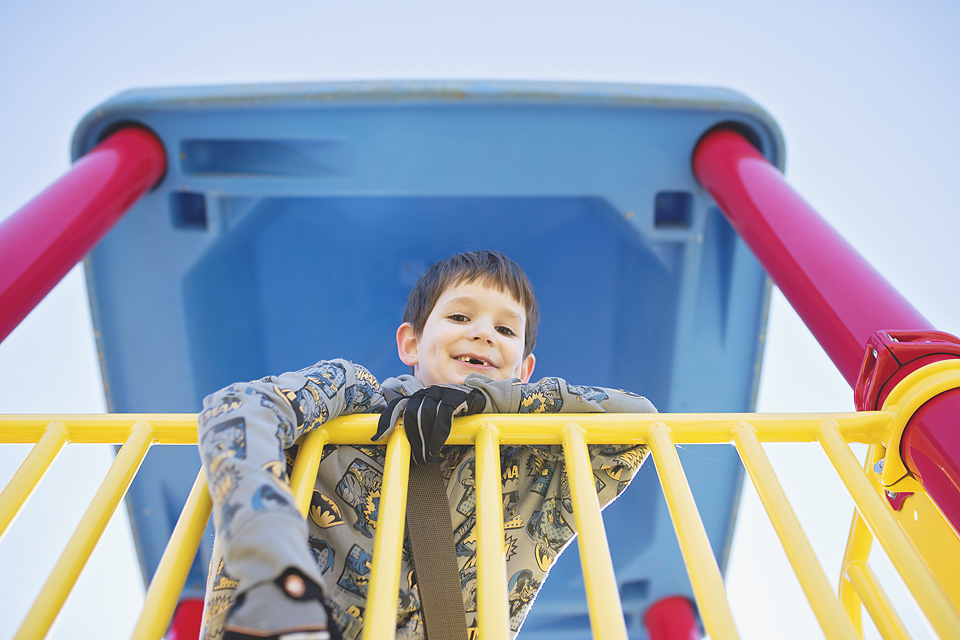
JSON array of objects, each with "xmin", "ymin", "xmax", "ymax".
[{"xmin": 1, "ymin": 1, "xmax": 958, "ymax": 638}]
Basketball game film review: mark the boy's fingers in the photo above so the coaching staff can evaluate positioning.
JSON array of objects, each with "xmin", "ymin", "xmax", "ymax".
[
  {"xmin": 405, "ymin": 395, "xmax": 436, "ymax": 465},
  {"xmin": 417, "ymin": 396, "xmax": 439, "ymax": 463},
  {"xmin": 465, "ymin": 389, "xmax": 486, "ymax": 414},
  {"xmin": 402, "ymin": 399, "xmax": 423, "ymax": 463},
  {"xmin": 430, "ymin": 401, "xmax": 456, "ymax": 461},
  {"xmin": 372, "ymin": 398, "xmax": 406, "ymax": 442},
  {"xmin": 398, "ymin": 386, "xmax": 484, "ymax": 464}
]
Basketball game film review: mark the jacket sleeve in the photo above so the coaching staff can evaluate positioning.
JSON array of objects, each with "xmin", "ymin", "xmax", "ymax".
[
  {"xmin": 462, "ymin": 373, "xmax": 656, "ymax": 417},
  {"xmin": 198, "ymin": 359, "xmax": 385, "ymax": 461},
  {"xmin": 196, "ymin": 359, "xmax": 384, "ymax": 595},
  {"xmin": 463, "ymin": 374, "xmax": 656, "ymax": 509}
]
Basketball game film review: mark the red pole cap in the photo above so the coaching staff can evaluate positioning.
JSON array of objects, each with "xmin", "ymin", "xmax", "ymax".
[
  {"xmin": 644, "ymin": 596, "xmax": 702, "ymax": 640},
  {"xmin": 165, "ymin": 597, "xmax": 204, "ymax": 640}
]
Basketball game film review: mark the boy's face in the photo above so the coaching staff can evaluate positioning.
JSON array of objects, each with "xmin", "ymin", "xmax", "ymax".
[{"xmin": 397, "ymin": 281, "xmax": 536, "ymax": 386}]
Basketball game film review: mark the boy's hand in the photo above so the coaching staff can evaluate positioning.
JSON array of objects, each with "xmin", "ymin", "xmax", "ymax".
[{"xmin": 373, "ymin": 385, "xmax": 485, "ymax": 464}]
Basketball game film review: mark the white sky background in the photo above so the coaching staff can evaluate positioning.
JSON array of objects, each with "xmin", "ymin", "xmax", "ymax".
[{"xmin": 1, "ymin": 1, "xmax": 958, "ymax": 638}]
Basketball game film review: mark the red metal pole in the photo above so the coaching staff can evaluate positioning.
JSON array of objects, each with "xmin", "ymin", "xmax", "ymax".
[
  {"xmin": 693, "ymin": 128, "xmax": 960, "ymax": 533},
  {"xmin": 644, "ymin": 596, "xmax": 702, "ymax": 640},
  {"xmin": 692, "ymin": 129, "xmax": 933, "ymax": 388},
  {"xmin": 0, "ymin": 127, "xmax": 166, "ymax": 343}
]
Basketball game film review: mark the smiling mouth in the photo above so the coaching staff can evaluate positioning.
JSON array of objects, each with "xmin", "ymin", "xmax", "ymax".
[{"xmin": 454, "ymin": 355, "xmax": 494, "ymax": 367}]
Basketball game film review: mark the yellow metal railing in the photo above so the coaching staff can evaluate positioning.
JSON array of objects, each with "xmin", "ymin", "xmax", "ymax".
[{"xmin": 2, "ymin": 369, "xmax": 960, "ymax": 640}]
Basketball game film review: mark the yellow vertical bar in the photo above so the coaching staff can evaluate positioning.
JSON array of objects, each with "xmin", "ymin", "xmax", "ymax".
[
  {"xmin": 290, "ymin": 427, "xmax": 329, "ymax": 517},
  {"xmin": 732, "ymin": 422, "xmax": 859, "ymax": 640},
  {"xmin": 839, "ymin": 512, "xmax": 869, "ymax": 636},
  {"xmin": 647, "ymin": 422, "xmax": 739, "ymax": 640},
  {"xmin": 15, "ymin": 419, "xmax": 155, "ymax": 640},
  {"xmin": 846, "ymin": 562, "xmax": 912, "ymax": 640},
  {"xmin": 132, "ymin": 470, "xmax": 213, "ymax": 640},
  {"xmin": 818, "ymin": 420, "xmax": 960, "ymax": 640},
  {"xmin": 363, "ymin": 425, "xmax": 410, "ymax": 640},
  {"xmin": 838, "ymin": 444, "xmax": 883, "ymax": 637},
  {"xmin": 475, "ymin": 423, "xmax": 509, "ymax": 640},
  {"xmin": 560, "ymin": 422, "xmax": 629, "ymax": 640},
  {"xmin": 0, "ymin": 421, "xmax": 68, "ymax": 541}
]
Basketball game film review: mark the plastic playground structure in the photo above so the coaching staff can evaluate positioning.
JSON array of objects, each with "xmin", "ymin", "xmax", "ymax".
[{"xmin": 0, "ymin": 82, "xmax": 958, "ymax": 640}]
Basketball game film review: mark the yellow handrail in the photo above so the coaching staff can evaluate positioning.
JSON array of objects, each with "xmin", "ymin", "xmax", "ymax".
[
  {"xmin": 819, "ymin": 420, "xmax": 960, "ymax": 638},
  {"xmin": 475, "ymin": 423, "xmax": 509, "ymax": 640},
  {"xmin": 14, "ymin": 420, "xmax": 154, "ymax": 640},
  {"xmin": 0, "ymin": 421, "xmax": 67, "ymax": 541},
  {"xmin": 561, "ymin": 422, "xmax": 629, "ymax": 640},
  {"xmin": 363, "ymin": 424, "xmax": 412, "ymax": 640},
  {"xmin": 133, "ymin": 470, "xmax": 213, "ymax": 640},
  {"xmin": 732, "ymin": 421, "xmax": 859, "ymax": 640},
  {"xmin": 2, "ymin": 396, "xmax": 959, "ymax": 639},
  {"xmin": 648, "ymin": 421, "xmax": 739, "ymax": 639}
]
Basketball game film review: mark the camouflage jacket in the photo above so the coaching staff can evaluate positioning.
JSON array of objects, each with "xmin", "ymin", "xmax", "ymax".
[{"xmin": 198, "ymin": 359, "xmax": 656, "ymax": 639}]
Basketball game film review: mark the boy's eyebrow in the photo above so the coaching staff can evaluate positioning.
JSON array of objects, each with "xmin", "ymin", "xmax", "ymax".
[
  {"xmin": 502, "ymin": 310, "xmax": 524, "ymax": 325},
  {"xmin": 444, "ymin": 297, "xmax": 524, "ymax": 325}
]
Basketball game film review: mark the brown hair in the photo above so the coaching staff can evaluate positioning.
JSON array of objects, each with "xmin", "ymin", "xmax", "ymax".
[{"xmin": 403, "ymin": 250, "xmax": 539, "ymax": 357}]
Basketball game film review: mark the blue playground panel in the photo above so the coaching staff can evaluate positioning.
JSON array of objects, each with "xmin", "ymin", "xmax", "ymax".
[{"xmin": 73, "ymin": 81, "xmax": 783, "ymax": 638}]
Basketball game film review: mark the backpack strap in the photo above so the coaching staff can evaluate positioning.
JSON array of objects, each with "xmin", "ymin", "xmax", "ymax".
[{"xmin": 405, "ymin": 461, "xmax": 469, "ymax": 640}]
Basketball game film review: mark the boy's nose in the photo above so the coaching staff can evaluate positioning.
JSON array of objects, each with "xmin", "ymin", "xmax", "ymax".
[{"xmin": 469, "ymin": 323, "xmax": 495, "ymax": 343}]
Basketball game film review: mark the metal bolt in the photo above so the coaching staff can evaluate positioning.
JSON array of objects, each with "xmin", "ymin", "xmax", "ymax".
[
  {"xmin": 872, "ymin": 348, "xmax": 878, "ymax": 358},
  {"xmin": 874, "ymin": 459, "xmax": 885, "ymax": 473},
  {"xmin": 886, "ymin": 490, "xmax": 898, "ymax": 498}
]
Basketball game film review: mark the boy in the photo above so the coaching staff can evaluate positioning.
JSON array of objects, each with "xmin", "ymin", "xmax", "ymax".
[{"xmin": 198, "ymin": 250, "xmax": 656, "ymax": 640}]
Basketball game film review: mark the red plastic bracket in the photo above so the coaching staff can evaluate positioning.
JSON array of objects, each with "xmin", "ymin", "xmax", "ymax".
[
  {"xmin": 854, "ymin": 330, "xmax": 960, "ymax": 411},
  {"xmin": 855, "ymin": 330, "xmax": 960, "ymax": 532}
]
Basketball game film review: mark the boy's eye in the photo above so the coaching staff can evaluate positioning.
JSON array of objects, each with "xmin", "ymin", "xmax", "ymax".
[
  {"xmin": 449, "ymin": 314, "xmax": 469, "ymax": 322},
  {"xmin": 496, "ymin": 326, "xmax": 516, "ymax": 337}
]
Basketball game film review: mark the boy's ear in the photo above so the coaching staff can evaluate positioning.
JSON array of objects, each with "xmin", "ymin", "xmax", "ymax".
[
  {"xmin": 396, "ymin": 322, "xmax": 420, "ymax": 367},
  {"xmin": 520, "ymin": 353, "xmax": 536, "ymax": 383}
]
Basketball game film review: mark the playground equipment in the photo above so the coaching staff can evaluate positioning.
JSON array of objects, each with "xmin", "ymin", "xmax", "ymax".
[{"xmin": 0, "ymin": 82, "xmax": 958, "ymax": 639}]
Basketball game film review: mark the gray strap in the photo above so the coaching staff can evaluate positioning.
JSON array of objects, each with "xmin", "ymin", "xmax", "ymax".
[{"xmin": 405, "ymin": 462, "xmax": 468, "ymax": 640}]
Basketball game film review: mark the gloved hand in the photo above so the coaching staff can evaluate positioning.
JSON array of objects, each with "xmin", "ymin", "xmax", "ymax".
[{"xmin": 373, "ymin": 385, "xmax": 486, "ymax": 464}]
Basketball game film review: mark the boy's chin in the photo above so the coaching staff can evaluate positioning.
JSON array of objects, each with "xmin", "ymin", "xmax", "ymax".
[
  {"xmin": 414, "ymin": 367, "xmax": 471, "ymax": 387},
  {"xmin": 426, "ymin": 375, "xmax": 469, "ymax": 386}
]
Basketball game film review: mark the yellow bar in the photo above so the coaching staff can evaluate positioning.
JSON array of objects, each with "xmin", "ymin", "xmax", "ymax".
[
  {"xmin": 475, "ymin": 423, "xmax": 509, "ymax": 640},
  {"xmin": 838, "ymin": 445, "xmax": 883, "ymax": 637},
  {"xmin": 362, "ymin": 425, "xmax": 410, "ymax": 640},
  {"xmin": 0, "ymin": 421, "xmax": 68, "ymax": 541},
  {"xmin": 818, "ymin": 420, "xmax": 960, "ymax": 640},
  {"xmin": 132, "ymin": 470, "xmax": 213, "ymax": 640},
  {"xmin": 442, "ymin": 412, "xmax": 886, "ymax": 445},
  {"xmin": 733, "ymin": 422, "xmax": 859, "ymax": 640},
  {"xmin": 15, "ymin": 420, "xmax": 155, "ymax": 640},
  {"xmin": 0, "ymin": 411, "xmax": 891, "ymax": 446},
  {"xmin": 648, "ymin": 422, "xmax": 739, "ymax": 640},
  {"xmin": 839, "ymin": 512, "xmax": 870, "ymax": 636},
  {"xmin": 560, "ymin": 422, "xmax": 628, "ymax": 640},
  {"xmin": 290, "ymin": 427, "xmax": 329, "ymax": 517},
  {"xmin": 847, "ymin": 562, "xmax": 911, "ymax": 640},
  {"xmin": 0, "ymin": 414, "xmax": 196, "ymax": 444}
]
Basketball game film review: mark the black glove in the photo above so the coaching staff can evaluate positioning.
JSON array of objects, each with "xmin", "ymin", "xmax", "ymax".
[{"xmin": 373, "ymin": 385, "xmax": 485, "ymax": 464}]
